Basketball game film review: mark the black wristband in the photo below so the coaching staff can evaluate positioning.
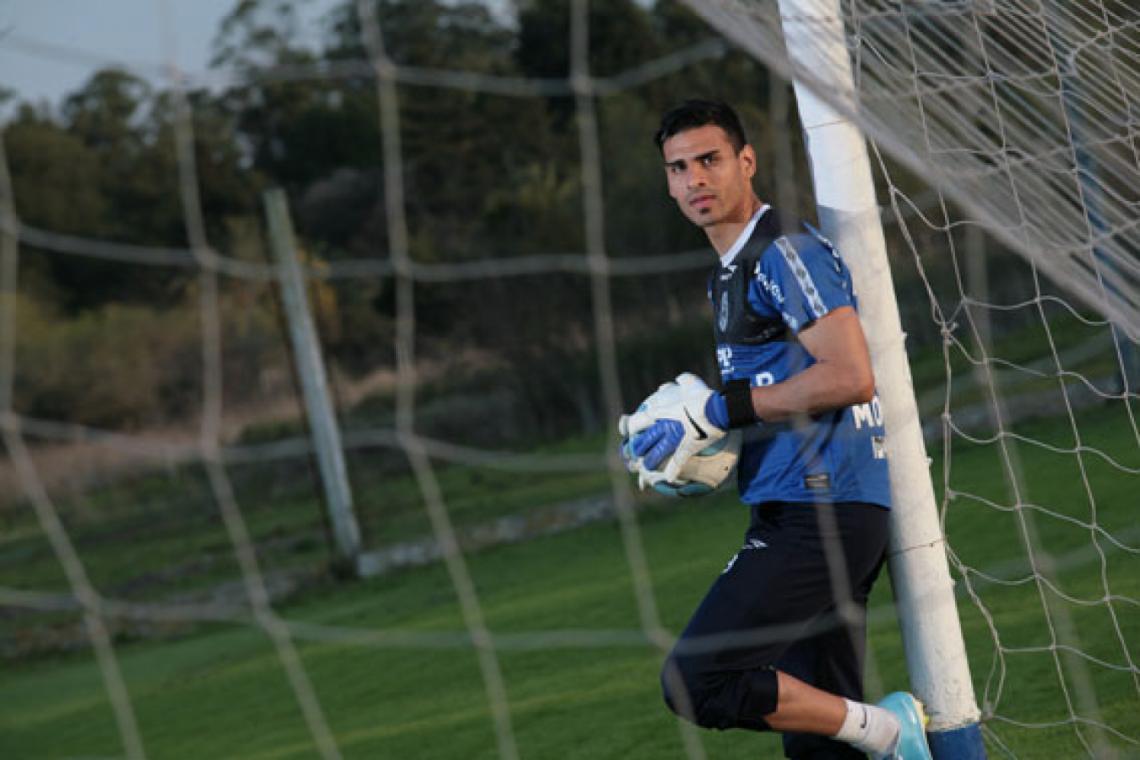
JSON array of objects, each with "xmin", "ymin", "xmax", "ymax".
[{"xmin": 723, "ymin": 379, "xmax": 758, "ymax": 428}]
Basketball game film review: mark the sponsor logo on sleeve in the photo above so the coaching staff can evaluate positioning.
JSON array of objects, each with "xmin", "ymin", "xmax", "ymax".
[{"xmin": 754, "ymin": 265, "xmax": 785, "ymax": 304}]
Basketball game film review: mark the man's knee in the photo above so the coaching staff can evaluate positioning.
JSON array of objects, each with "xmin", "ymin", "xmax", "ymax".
[
  {"xmin": 660, "ymin": 655, "xmax": 702, "ymax": 722},
  {"xmin": 660, "ymin": 654, "xmax": 778, "ymax": 731}
]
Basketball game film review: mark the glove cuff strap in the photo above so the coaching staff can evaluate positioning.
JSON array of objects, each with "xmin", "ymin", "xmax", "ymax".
[{"xmin": 724, "ymin": 379, "xmax": 758, "ymax": 428}]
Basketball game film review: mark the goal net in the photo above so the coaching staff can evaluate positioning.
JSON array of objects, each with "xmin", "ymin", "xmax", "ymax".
[
  {"xmin": 0, "ymin": 0, "xmax": 1137, "ymax": 758},
  {"xmin": 678, "ymin": 0, "xmax": 1140, "ymax": 756},
  {"xmin": 687, "ymin": 0, "xmax": 1140, "ymax": 342}
]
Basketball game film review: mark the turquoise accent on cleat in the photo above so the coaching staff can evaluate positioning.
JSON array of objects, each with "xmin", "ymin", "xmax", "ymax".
[{"xmin": 876, "ymin": 692, "xmax": 933, "ymax": 760}]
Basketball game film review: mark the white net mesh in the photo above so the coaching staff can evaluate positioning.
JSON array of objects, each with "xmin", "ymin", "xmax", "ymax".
[
  {"xmin": 684, "ymin": 0, "xmax": 1140, "ymax": 342},
  {"xmin": 880, "ymin": 155, "xmax": 1140, "ymax": 756}
]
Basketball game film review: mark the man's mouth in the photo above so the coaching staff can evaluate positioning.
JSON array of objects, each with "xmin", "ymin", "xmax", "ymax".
[{"xmin": 689, "ymin": 194, "xmax": 716, "ymax": 209}]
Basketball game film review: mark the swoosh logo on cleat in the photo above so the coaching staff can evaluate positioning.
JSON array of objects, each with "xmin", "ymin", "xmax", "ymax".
[{"xmin": 685, "ymin": 409, "xmax": 709, "ymax": 440}]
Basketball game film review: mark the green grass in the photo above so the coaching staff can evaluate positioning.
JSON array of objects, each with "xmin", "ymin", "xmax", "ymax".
[
  {"xmin": 902, "ymin": 302, "xmax": 1130, "ymax": 428},
  {"xmin": 0, "ymin": 433, "xmax": 615, "ymax": 651},
  {"xmin": 1, "ymin": 403, "xmax": 1138, "ymax": 758}
]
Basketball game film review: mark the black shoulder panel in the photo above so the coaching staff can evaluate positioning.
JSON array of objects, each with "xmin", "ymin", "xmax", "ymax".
[{"xmin": 709, "ymin": 210, "xmax": 797, "ymax": 346}]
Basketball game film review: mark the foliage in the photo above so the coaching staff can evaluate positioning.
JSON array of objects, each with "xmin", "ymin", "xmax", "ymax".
[
  {"xmin": 1, "ymin": 0, "xmax": 791, "ymax": 432},
  {"xmin": 0, "ymin": 0, "xmax": 1033, "ymax": 441},
  {"xmin": 9, "ymin": 290, "xmax": 285, "ymax": 429}
]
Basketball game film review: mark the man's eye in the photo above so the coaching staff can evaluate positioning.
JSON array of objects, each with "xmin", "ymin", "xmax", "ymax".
[{"xmin": 701, "ymin": 156, "xmax": 716, "ymax": 167}]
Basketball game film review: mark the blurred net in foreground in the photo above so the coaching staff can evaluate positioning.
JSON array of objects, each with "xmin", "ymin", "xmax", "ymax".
[{"xmin": 0, "ymin": 0, "xmax": 1137, "ymax": 757}]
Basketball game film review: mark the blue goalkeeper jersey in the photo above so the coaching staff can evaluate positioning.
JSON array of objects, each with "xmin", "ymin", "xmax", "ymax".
[{"xmin": 708, "ymin": 206, "xmax": 892, "ymax": 509}]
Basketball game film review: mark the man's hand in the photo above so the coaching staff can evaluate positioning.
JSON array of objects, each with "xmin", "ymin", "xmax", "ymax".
[
  {"xmin": 619, "ymin": 379, "xmax": 681, "ymax": 474},
  {"xmin": 619, "ymin": 373, "xmax": 728, "ymax": 483}
]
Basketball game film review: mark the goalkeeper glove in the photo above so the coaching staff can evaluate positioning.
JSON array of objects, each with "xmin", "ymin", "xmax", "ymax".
[
  {"xmin": 619, "ymin": 379, "xmax": 683, "ymax": 473},
  {"xmin": 621, "ymin": 373, "xmax": 730, "ymax": 482}
]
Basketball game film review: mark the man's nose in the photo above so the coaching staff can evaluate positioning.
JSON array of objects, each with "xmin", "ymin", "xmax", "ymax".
[{"xmin": 686, "ymin": 165, "xmax": 708, "ymax": 188}]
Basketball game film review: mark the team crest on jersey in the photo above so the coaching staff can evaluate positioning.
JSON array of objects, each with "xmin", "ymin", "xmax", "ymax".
[
  {"xmin": 718, "ymin": 291, "xmax": 730, "ymax": 331},
  {"xmin": 717, "ymin": 345, "xmax": 734, "ymax": 373}
]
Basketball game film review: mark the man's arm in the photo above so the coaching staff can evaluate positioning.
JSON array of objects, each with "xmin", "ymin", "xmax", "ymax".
[
  {"xmin": 749, "ymin": 305, "xmax": 874, "ymax": 422},
  {"xmin": 621, "ymin": 306, "xmax": 874, "ymax": 476}
]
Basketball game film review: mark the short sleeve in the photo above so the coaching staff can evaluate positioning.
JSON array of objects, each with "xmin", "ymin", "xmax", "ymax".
[{"xmin": 750, "ymin": 233, "xmax": 854, "ymax": 334}]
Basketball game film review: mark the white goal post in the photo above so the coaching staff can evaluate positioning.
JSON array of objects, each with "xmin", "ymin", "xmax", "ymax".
[{"xmin": 774, "ymin": 2, "xmax": 987, "ymax": 757}]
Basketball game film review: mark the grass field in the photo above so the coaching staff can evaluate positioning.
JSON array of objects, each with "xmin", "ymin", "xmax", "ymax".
[{"xmin": 1, "ymin": 401, "xmax": 1138, "ymax": 758}]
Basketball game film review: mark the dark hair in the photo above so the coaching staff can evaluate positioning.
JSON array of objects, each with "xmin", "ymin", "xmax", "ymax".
[{"xmin": 653, "ymin": 99, "xmax": 749, "ymax": 154}]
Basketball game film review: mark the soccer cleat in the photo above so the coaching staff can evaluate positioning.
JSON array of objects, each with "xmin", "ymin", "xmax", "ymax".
[{"xmin": 876, "ymin": 692, "xmax": 933, "ymax": 760}]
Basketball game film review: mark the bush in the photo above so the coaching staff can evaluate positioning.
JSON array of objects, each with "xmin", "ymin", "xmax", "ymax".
[{"xmin": 11, "ymin": 291, "xmax": 285, "ymax": 430}]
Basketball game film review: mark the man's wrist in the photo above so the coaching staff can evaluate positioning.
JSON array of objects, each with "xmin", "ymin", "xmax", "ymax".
[
  {"xmin": 704, "ymin": 392, "xmax": 729, "ymax": 430},
  {"xmin": 722, "ymin": 379, "xmax": 758, "ymax": 428}
]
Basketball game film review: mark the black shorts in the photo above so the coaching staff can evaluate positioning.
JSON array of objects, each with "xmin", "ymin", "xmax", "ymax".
[{"xmin": 661, "ymin": 501, "xmax": 890, "ymax": 759}]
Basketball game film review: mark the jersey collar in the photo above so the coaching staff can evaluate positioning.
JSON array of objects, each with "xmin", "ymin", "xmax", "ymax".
[{"xmin": 719, "ymin": 204, "xmax": 770, "ymax": 268}]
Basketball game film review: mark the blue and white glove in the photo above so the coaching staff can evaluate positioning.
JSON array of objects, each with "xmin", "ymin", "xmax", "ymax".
[
  {"xmin": 618, "ymin": 373, "xmax": 730, "ymax": 483},
  {"xmin": 619, "ymin": 380, "xmax": 679, "ymax": 483}
]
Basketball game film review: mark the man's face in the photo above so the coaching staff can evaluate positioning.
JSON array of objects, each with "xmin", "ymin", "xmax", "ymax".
[{"xmin": 661, "ymin": 124, "xmax": 757, "ymax": 229}]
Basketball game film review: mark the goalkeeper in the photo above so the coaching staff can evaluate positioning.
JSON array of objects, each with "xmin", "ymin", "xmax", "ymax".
[{"xmin": 622, "ymin": 100, "xmax": 932, "ymax": 760}]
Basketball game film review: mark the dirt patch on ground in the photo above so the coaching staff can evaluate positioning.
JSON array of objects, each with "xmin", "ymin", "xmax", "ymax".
[{"xmin": 0, "ymin": 354, "xmax": 492, "ymax": 512}]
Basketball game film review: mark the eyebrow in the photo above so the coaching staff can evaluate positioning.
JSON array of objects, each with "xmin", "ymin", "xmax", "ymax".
[{"xmin": 664, "ymin": 149, "xmax": 720, "ymax": 170}]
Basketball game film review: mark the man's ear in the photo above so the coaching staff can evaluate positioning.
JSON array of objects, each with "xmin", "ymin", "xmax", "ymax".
[{"xmin": 739, "ymin": 144, "xmax": 757, "ymax": 179}]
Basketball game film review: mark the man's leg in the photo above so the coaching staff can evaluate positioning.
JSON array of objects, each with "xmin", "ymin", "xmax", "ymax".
[
  {"xmin": 775, "ymin": 616, "xmax": 870, "ymax": 758},
  {"xmin": 660, "ymin": 503, "xmax": 891, "ymax": 753},
  {"xmin": 661, "ymin": 504, "xmax": 835, "ymax": 731},
  {"xmin": 778, "ymin": 502, "xmax": 889, "ymax": 759}
]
